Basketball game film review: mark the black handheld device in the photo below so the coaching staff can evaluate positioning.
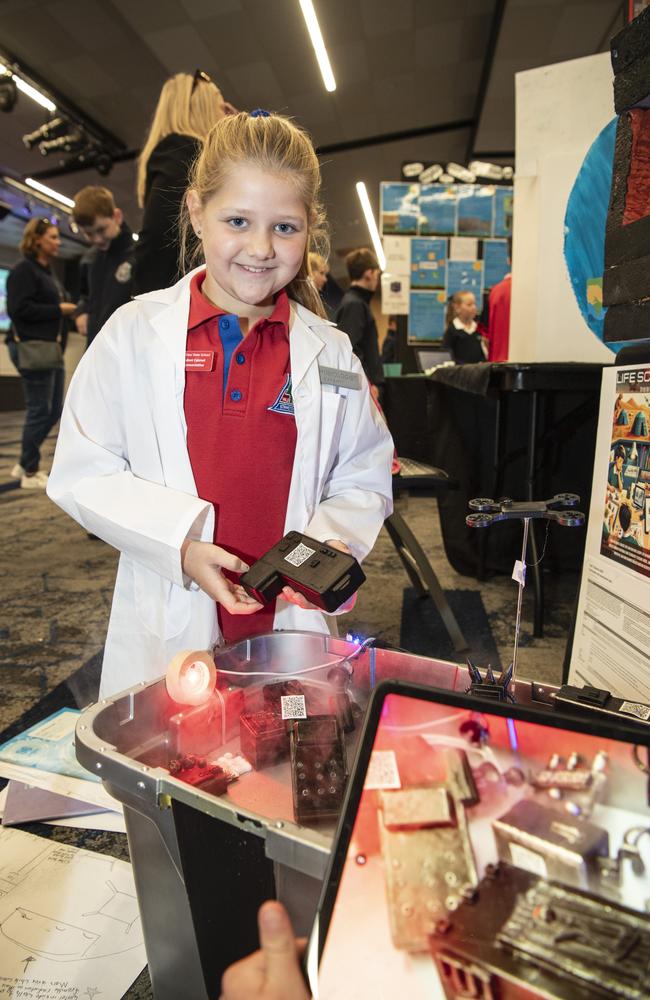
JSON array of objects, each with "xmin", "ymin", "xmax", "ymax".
[{"xmin": 240, "ymin": 530, "xmax": 365, "ymax": 613}]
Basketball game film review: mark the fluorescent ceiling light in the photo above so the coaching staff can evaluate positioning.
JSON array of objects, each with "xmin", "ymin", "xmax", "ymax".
[
  {"xmin": 25, "ymin": 177, "xmax": 74, "ymax": 208},
  {"xmin": 355, "ymin": 182, "xmax": 386, "ymax": 271},
  {"xmin": 14, "ymin": 76, "xmax": 56, "ymax": 112},
  {"xmin": 299, "ymin": 0, "xmax": 336, "ymax": 92},
  {"xmin": 0, "ymin": 63, "xmax": 56, "ymax": 111}
]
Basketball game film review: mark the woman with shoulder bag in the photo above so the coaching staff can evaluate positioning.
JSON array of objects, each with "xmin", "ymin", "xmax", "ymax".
[{"xmin": 6, "ymin": 217, "xmax": 77, "ymax": 489}]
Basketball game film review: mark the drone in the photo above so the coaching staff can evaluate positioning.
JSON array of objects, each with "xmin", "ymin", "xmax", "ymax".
[
  {"xmin": 465, "ymin": 493, "xmax": 585, "ymax": 698},
  {"xmin": 466, "ymin": 494, "xmax": 585, "ymax": 529}
]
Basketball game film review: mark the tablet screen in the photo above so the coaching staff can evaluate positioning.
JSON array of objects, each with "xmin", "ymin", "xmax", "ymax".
[{"xmin": 310, "ymin": 690, "xmax": 650, "ymax": 999}]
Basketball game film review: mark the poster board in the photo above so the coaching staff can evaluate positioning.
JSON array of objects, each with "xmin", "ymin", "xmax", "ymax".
[
  {"xmin": 568, "ymin": 364, "xmax": 650, "ymax": 699},
  {"xmin": 380, "ymin": 182, "xmax": 513, "ymax": 343}
]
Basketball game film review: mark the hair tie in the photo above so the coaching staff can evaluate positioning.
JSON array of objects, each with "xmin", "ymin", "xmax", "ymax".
[{"xmin": 250, "ymin": 108, "xmax": 271, "ymax": 118}]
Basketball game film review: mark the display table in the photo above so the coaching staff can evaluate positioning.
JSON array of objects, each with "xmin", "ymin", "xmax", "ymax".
[
  {"xmin": 383, "ymin": 363, "xmax": 606, "ymax": 634},
  {"xmin": 77, "ymin": 631, "xmax": 571, "ymax": 999}
]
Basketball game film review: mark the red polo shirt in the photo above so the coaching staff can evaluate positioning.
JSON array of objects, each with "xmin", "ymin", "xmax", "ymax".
[
  {"xmin": 184, "ymin": 272, "xmax": 297, "ymax": 642},
  {"xmin": 488, "ymin": 274, "xmax": 511, "ymax": 362}
]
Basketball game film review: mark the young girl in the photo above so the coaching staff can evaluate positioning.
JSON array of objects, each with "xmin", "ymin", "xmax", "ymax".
[
  {"xmin": 443, "ymin": 291, "xmax": 488, "ymax": 364},
  {"xmin": 48, "ymin": 111, "xmax": 394, "ymax": 699}
]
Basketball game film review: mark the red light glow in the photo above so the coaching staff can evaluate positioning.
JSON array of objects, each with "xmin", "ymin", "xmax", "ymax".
[{"xmin": 165, "ymin": 650, "xmax": 217, "ymax": 706}]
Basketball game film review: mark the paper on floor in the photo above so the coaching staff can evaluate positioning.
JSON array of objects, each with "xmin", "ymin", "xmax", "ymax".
[
  {"xmin": 0, "ymin": 760, "xmax": 119, "ymax": 812},
  {"xmin": 0, "ymin": 826, "xmax": 146, "ymax": 998},
  {"xmin": 0, "ymin": 785, "xmax": 127, "ymax": 834}
]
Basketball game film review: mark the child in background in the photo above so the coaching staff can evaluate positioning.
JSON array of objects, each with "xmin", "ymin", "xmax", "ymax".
[
  {"xmin": 443, "ymin": 291, "xmax": 488, "ymax": 364},
  {"xmin": 48, "ymin": 111, "xmax": 393, "ymax": 699},
  {"xmin": 72, "ymin": 186, "xmax": 134, "ymax": 348}
]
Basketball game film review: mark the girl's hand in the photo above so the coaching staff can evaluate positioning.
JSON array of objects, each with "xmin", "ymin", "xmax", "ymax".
[
  {"xmin": 281, "ymin": 539, "xmax": 358, "ymax": 613},
  {"xmin": 181, "ymin": 540, "xmax": 263, "ymax": 615}
]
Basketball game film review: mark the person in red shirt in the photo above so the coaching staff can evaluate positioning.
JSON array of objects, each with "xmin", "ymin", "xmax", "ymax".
[
  {"xmin": 48, "ymin": 110, "xmax": 393, "ymax": 696},
  {"xmin": 488, "ymin": 240, "xmax": 512, "ymax": 362}
]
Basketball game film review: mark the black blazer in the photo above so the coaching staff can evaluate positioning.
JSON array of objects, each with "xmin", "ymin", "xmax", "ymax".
[
  {"xmin": 443, "ymin": 322, "xmax": 486, "ymax": 364},
  {"xmin": 335, "ymin": 285, "xmax": 384, "ymax": 386},
  {"xmin": 133, "ymin": 133, "xmax": 201, "ymax": 295},
  {"xmin": 7, "ymin": 256, "xmax": 65, "ymax": 344}
]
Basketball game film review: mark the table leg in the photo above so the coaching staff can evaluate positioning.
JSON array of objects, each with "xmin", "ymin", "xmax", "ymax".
[{"xmin": 526, "ymin": 391, "xmax": 544, "ymax": 637}]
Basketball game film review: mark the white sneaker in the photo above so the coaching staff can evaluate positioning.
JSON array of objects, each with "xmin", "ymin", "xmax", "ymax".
[
  {"xmin": 20, "ymin": 471, "xmax": 48, "ymax": 490},
  {"xmin": 10, "ymin": 463, "xmax": 24, "ymax": 479}
]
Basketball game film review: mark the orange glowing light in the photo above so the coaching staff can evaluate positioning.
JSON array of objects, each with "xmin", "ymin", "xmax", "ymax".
[{"xmin": 166, "ymin": 651, "xmax": 217, "ymax": 706}]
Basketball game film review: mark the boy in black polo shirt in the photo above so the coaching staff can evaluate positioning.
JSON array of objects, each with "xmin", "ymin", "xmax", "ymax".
[{"xmin": 72, "ymin": 186, "xmax": 134, "ymax": 347}]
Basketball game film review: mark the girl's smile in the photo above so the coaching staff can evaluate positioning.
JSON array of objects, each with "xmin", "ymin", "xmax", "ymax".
[{"xmin": 187, "ymin": 165, "xmax": 308, "ymax": 310}]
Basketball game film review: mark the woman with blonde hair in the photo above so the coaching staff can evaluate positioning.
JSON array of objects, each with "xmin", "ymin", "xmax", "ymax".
[{"xmin": 133, "ymin": 70, "xmax": 236, "ymax": 294}]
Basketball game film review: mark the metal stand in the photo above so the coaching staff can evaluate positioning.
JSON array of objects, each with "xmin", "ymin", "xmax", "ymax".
[{"xmin": 466, "ymin": 494, "xmax": 585, "ymax": 694}]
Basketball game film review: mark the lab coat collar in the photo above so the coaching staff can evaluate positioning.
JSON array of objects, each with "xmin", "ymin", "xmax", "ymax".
[
  {"xmin": 290, "ymin": 303, "xmax": 333, "ymax": 389},
  {"xmin": 144, "ymin": 267, "xmax": 334, "ymax": 392}
]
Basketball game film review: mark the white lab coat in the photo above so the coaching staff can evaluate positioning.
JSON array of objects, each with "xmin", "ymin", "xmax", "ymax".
[{"xmin": 47, "ymin": 268, "xmax": 394, "ymax": 698}]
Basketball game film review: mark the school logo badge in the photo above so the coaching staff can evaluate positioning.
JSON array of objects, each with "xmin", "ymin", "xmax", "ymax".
[
  {"xmin": 115, "ymin": 261, "xmax": 132, "ymax": 284},
  {"xmin": 268, "ymin": 374, "xmax": 294, "ymax": 415}
]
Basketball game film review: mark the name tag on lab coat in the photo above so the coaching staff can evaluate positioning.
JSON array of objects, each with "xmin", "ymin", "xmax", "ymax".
[
  {"xmin": 318, "ymin": 365, "xmax": 361, "ymax": 390},
  {"xmin": 186, "ymin": 351, "xmax": 215, "ymax": 372}
]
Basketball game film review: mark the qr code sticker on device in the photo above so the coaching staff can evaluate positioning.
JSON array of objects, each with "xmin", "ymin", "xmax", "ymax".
[
  {"xmin": 620, "ymin": 701, "xmax": 650, "ymax": 721},
  {"xmin": 281, "ymin": 694, "xmax": 307, "ymax": 720},
  {"xmin": 284, "ymin": 542, "xmax": 316, "ymax": 568}
]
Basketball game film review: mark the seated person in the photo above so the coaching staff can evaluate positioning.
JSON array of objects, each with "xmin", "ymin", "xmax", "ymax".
[{"xmin": 443, "ymin": 291, "xmax": 488, "ymax": 364}]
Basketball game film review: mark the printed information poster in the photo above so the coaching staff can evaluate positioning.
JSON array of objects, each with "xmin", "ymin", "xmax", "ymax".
[
  {"xmin": 408, "ymin": 291, "xmax": 446, "ymax": 341},
  {"xmin": 410, "ymin": 238, "xmax": 446, "ymax": 289},
  {"xmin": 446, "ymin": 260, "xmax": 484, "ymax": 299},
  {"xmin": 380, "ymin": 182, "xmax": 419, "ymax": 235},
  {"xmin": 569, "ymin": 365, "xmax": 650, "ymax": 699},
  {"xmin": 418, "ymin": 184, "xmax": 457, "ymax": 235},
  {"xmin": 483, "ymin": 239, "xmax": 510, "ymax": 289},
  {"xmin": 456, "ymin": 185, "xmax": 494, "ymax": 236}
]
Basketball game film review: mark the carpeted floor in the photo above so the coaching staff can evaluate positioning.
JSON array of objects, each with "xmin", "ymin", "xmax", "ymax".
[{"xmin": 0, "ymin": 407, "xmax": 577, "ymax": 998}]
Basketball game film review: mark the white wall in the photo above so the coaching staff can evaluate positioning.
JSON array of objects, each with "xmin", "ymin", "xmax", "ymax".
[{"xmin": 510, "ymin": 52, "xmax": 616, "ymax": 363}]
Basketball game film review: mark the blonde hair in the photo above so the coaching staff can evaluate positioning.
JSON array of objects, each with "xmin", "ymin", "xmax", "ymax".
[
  {"xmin": 309, "ymin": 252, "xmax": 328, "ymax": 274},
  {"xmin": 137, "ymin": 72, "xmax": 225, "ymax": 207},
  {"xmin": 180, "ymin": 112, "xmax": 328, "ymax": 318},
  {"xmin": 445, "ymin": 290, "xmax": 475, "ymax": 327},
  {"xmin": 20, "ymin": 217, "xmax": 58, "ymax": 257}
]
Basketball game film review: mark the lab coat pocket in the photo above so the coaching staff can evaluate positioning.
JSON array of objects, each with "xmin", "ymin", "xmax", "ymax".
[
  {"xmin": 133, "ymin": 561, "xmax": 191, "ymax": 639},
  {"xmin": 316, "ymin": 391, "xmax": 347, "ymax": 495}
]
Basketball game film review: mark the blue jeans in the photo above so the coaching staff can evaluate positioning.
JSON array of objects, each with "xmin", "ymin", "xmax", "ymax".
[{"xmin": 7, "ymin": 340, "xmax": 64, "ymax": 474}]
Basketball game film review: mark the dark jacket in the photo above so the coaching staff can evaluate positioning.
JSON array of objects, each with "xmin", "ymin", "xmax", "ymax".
[
  {"xmin": 78, "ymin": 223, "xmax": 134, "ymax": 346},
  {"xmin": 335, "ymin": 285, "xmax": 384, "ymax": 385},
  {"xmin": 133, "ymin": 133, "xmax": 201, "ymax": 295},
  {"xmin": 7, "ymin": 256, "xmax": 67, "ymax": 347},
  {"xmin": 443, "ymin": 321, "xmax": 487, "ymax": 364}
]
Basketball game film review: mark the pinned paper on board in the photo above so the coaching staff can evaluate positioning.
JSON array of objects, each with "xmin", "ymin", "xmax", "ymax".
[{"xmin": 410, "ymin": 238, "xmax": 447, "ymax": 289}]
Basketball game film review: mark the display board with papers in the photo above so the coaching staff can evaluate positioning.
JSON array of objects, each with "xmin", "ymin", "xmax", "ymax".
[
  {"xmin": 569, "ymin": 364, "xmax": 650, "ymax": 698},
  {"xmin": 380, "ymin": 182, "xmax": 513, "ymax": 343}
]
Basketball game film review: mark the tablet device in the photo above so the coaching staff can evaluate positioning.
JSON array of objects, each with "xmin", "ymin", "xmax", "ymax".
[
  {"xmin": 632, "ymin": 482, "xmax": 645, "ymax": 510},
  {"xmin": 306, "ymin": 680, "xmax": 650, "ymax": 999}
]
